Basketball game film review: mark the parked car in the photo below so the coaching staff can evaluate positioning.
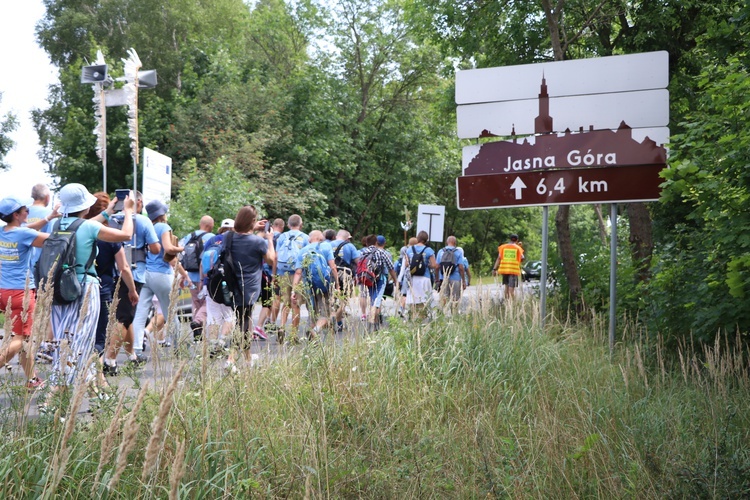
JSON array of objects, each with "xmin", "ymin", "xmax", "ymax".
[{"xmin": 522, "ymin": 260, "xmax": 542, "ymax": 281}]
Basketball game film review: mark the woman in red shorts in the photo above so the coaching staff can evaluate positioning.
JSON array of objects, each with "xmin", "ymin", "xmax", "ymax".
[{"xmin": 0, "ymin": 196, "xmax": 50, "ymax": 389}]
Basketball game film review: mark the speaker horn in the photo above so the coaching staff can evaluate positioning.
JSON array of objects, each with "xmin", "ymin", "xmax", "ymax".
[
  {"xmin": 137, "ymin": 69, "xmax": 158, "ymax": 88},
  {"xmin": 81, "ymin": 64, "xmax": 108, "ymax": 84}
]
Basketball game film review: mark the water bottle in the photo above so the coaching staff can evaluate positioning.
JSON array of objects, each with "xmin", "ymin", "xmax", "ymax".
[{"xmin": 221, "ymin": 280, "xmax": 232, "ymax": 305}]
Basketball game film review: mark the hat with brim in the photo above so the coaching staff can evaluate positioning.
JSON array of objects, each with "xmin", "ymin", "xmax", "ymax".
[
  {"xmin": 221, "ymin": 218, "xmax": 234, "ymax": 228},
  {"xmin": 145, "ymin": 200, "xmax": 168, "ymax": 222},
  {"xmin": 59, "ymin": 183, "xmax": 97, "ymax": 215},
  {"xmin": 0, "ymin": 196, "xmax": 33, "ymax": 218}
]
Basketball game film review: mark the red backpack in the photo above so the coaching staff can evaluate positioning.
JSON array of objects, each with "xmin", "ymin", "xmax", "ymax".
[{"xmin": 355, "ymin": 252, "xmax": 379, "ymax": 287}]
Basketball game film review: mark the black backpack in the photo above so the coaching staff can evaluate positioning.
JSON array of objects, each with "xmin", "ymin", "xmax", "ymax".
[
  {"xmin": 334, "ymin": 242, "xmax": 354, "ymax": 278},
  {"xmin": 409, "ymin": 246, "xmax": 428, "ymax": 276},
  {"xmin": 34, "ymin": 219, "xmax": 97, "ymax": 305},
  {"xmin": 439, "ymin": 247, "xmax": 457, "ymax": 276},
  {"xmin": 206, "ymin": 232, "xmax": 239, "ymax": 307},
  {"xmin": 180, "ymin": 230, "xmax": 205, "ymax": 272}
]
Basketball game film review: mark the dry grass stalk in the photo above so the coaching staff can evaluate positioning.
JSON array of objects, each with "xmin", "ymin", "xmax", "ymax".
[
  {"xmin": 93, "ymin": 390, "xmax": 128, "ymax": 490},
  {"xmin": 1, "ymin": 299, "xmax": 12, "ymax": 353},
  {"xmin": 48, "ymin": 354, "xmax": 94, "ymax": 494},
  {"xmin": 109, "ymin": 381, "xmax": 150, "ymax": 490},
  {"xmin": 21, "ymin": 276, "xmax": 31, "ymax": 325},
  {"xmin": 28, "ymin": 281, "xmax": 55, "ymax": 362},
  {"xmin": 141, "ymin": 361, "xmax": 186, "ymax": 481},
  {"xmin": 103, "ymin": 279, "xmax": 123, "ymax": 356},
  {"xmin": 168, "ymin": 438, "xmax": 186, "ymax": 500}
]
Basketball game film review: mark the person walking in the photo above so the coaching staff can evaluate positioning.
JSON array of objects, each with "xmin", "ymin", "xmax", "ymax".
[
  {"xmin": 179, "ymin": 215, "xmax": 215, "ymax": 341},
  {"xmin": 225, "ymin": 206, "xmax": 274, "ymax": 370},
  {"xmin": 291, "ymin": 230, "xmax": 338, "ymax": 340},
  {"xmin": 404, "ymin": 231, "xmax": 438, "ymax": 318},
  {"xmin": 492, "ymin": 234, "xmax": 525, "ymax": 300},
  {"xmin": 45, "ymin": 184, "xmax": 134, "ymax": 407},
  {"xmin": 0, "ymin": 196, "xmax": 49, "ymax": 390},
  {"xmin": 131, "ymin": 200, "xmax": 187, "ymax": 355}
]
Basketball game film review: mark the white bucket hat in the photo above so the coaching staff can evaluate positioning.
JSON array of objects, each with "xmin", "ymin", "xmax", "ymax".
[{"xmin": 59, "ymin": 183, "xmax": 97, "ymax": 216}]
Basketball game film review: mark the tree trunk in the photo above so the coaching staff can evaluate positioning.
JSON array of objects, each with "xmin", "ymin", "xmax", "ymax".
[
  {"xmin": 541, "ymin": 0, "xmax": 585, "ymax": 314},
  {"xmin": 555, "ymin": 205, "xmax": 584, "ymax": 313},
  {"xmin": 626, "ymin": 202, "xmax": 653, "ymax": 283},
  {"xmin": 594, "ymin": 204, "xmax": 608, "ymax": 246}
]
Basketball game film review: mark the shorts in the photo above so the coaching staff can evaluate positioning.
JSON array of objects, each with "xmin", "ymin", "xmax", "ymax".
[
  {"xmin": 116, "ymin": 280, "xmax": 143, "ymax": 328},
  {"xmin": 277, "ymin": 273, "xmax": 301, "ymax": 307},
  {"xmin": 502, "ymin": 274, "xmax": 519, "ymax": 287},
  {"xmin": 360, "ymin": 280, "xmax": 386, "ymax": 308},
  {"xmin": 206, "ymin": 296, "xmax": 234, "ymax": 326},
  {"xmin": 0, "ymin": 289, "xmax": 35, "ymax": 336},
  {"xmin": 443, "ymin": 279, "xmax": 462, "ymax": 301},
  {"xmin": 304, "ymin": 287, "xmax": 332, "ymax": 318}
]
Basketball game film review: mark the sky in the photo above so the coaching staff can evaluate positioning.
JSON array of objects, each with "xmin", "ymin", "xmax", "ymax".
[{"xmin": 0, "ymin": 0, "xmax": 58, "ymax": 200}]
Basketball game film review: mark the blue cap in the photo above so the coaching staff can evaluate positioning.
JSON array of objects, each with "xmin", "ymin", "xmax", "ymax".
[
  {"xmin": 145, "ymin": 199, "xmax": 168, "ymax": 221},
  {"xmin": 0, "ymin": 196, "xmax": 33, "ymax": 217},
  {"xmin": 376, "ymin": 235, "xmax": 386, "ymax": 245}
]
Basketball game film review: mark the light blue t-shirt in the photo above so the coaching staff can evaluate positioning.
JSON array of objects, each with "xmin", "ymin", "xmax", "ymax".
[
  {"xmin": 58, "ymin": 218, "xmax": 102, "ymax": 283},
  {"xmin": 0, "ymin": 226, "xmax": 40, "ymax": 289},
  {"xmin": 179, "ymin": 230, "xmax": 214, "ymax": 283},
  {"xmin": 407, "ymin": 244, "xmax": 436, "ymax": 277},
  {"xmin": 275, "ymin": 229, "xmax": 309, "ymax": 275},
  {"xmin": 330, "ymin": 240, "xmax": 360, "ymax": 266},
  {"xmin": 26, "ymin": 205, "xmax": 53, "ymax": 275},
  {"xmin": 294, "ymin": 241, "xmax": 335, "ymax": 270},
  {"xmin": 111, "ymin": 213, "xmax": 160, "ymax": 283},
  {"xmin": 294, "ymin": 242, "xmax": 335, "ymax": 285},
  {"xmin": 436, "ymin": 246, "xmax": 465, "ymax": 281},
  {"xmin": 147, "ymin": 222, "xmax": 174, "ymax": 274}
]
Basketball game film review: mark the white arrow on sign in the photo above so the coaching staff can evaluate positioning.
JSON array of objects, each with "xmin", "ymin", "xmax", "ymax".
[{"xmin": 510, "ymin": 177, "xmax": 527, "ymax": 199}]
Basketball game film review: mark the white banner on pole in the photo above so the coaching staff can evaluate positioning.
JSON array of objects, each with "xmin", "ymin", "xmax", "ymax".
[
  {"xmin": 142, "ymin": 147, "xmax": 172, "ymax": 205},
  {"xmin": 417, "ymin": 205, "xmax": 445, "ymax": 243}
]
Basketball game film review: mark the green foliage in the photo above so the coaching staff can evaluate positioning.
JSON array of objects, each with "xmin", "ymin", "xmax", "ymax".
[
  {"xmin": 0, "ymin": 93, "xmax": 17, "ymax": 171},
  {"xmin": 168, "ymin": 157, "xmax": 258, "ymax": 237},
  {"xmin": 651, "ymin": 15, "xmax": 750, "ymax": 340}
]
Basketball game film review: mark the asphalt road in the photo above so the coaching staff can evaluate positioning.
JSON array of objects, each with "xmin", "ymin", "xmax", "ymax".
[{"xmin": 0, "ymin": 279, "xmax": 542, "ymax": 418}]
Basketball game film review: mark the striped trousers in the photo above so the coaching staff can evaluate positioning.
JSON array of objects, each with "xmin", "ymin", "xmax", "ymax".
[{"xmin": 50, "ymin": 281, "xmax": 101, "ymax": 387}]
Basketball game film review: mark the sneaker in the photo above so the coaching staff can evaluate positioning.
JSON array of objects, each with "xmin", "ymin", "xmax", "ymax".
[
  {"xmin": 102, "ymin": 363, "xmax": 119, "ymax": 376},
  {"xmin": 336, "ymin": 321, "xmax": 344, "ymax": 334},
  {"xmin": 191, "ymin": 321, "xmax": 204, "ymax": 342},
  {"xmin": 127, "ymin": 352, "xmax": 149, "ymax": 366},
  {"xmin": 253, "ymin": 326, "xmax": 268, "ymax": 341},
  {"xmin": 277, "ymin": 328, "xmax": 285, "ymax": 345},
  {"xmin": 224, "ymin": 362, "xmax": 239, "ymax": 375},
  {"xmin": 360, "ymin": 314, "xmax": 367, "ymax": 321},
  {"xmin": 26, "ymin": 377, "xmax": 46, "ymax": 391},
  {"xmin": 157, "ymin": 339, "xmax": 172, "ymax": 348}
]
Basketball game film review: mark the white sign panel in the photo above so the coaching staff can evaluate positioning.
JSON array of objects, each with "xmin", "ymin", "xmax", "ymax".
[
  {"xmin": 457, "ymin": 89, "xmax": 669, "ymax": 139},
  {"xmin": 417, "ymin": 204, "xmax": 445, "ymax": 243},
  {"xmin": 456, "ymin": 51, "xmax": 668, "ymax": 104},
  {"xmin": 142, "ymin": 147, "xmax": 172, "ymax": 205}
]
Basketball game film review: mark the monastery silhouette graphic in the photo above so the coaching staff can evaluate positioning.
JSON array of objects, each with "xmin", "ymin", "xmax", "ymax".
[{"xmin": 463, "ymin": 76, "xmax": 667, "ymax": 176}]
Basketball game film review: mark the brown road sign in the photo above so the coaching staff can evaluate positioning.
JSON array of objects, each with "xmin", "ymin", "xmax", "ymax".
[{"xmin": 456, "ymin": 164, "xmax": 664, "ymax": 210}]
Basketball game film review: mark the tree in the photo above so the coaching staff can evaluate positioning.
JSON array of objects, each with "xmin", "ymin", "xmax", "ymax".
[{"xmin": 0, "ymin": 93, "xmax": 18, "ymax": 171}]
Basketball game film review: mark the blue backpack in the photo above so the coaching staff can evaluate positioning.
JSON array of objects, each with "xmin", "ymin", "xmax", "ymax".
[
  {"xmin": 277, "ymin": 232, "xmax": 305, "ymax": 273},
  {"xmin": 302, "ymin": 243, "xmax": 333, "ymax": 293}
]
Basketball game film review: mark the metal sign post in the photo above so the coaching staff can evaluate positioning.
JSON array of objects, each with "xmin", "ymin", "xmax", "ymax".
[
  {"xmin": 454, "ymin": 51, "xmax": 670, "ymax": 351},
  {"xmin": 609, "ymin": 203, "xmax": 617, "ymax": 357}
]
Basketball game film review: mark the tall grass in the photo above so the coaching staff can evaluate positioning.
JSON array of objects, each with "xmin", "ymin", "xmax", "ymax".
[{"xmin": 0, "ymin": 295, "xmax": 748, "ymax": 497}]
